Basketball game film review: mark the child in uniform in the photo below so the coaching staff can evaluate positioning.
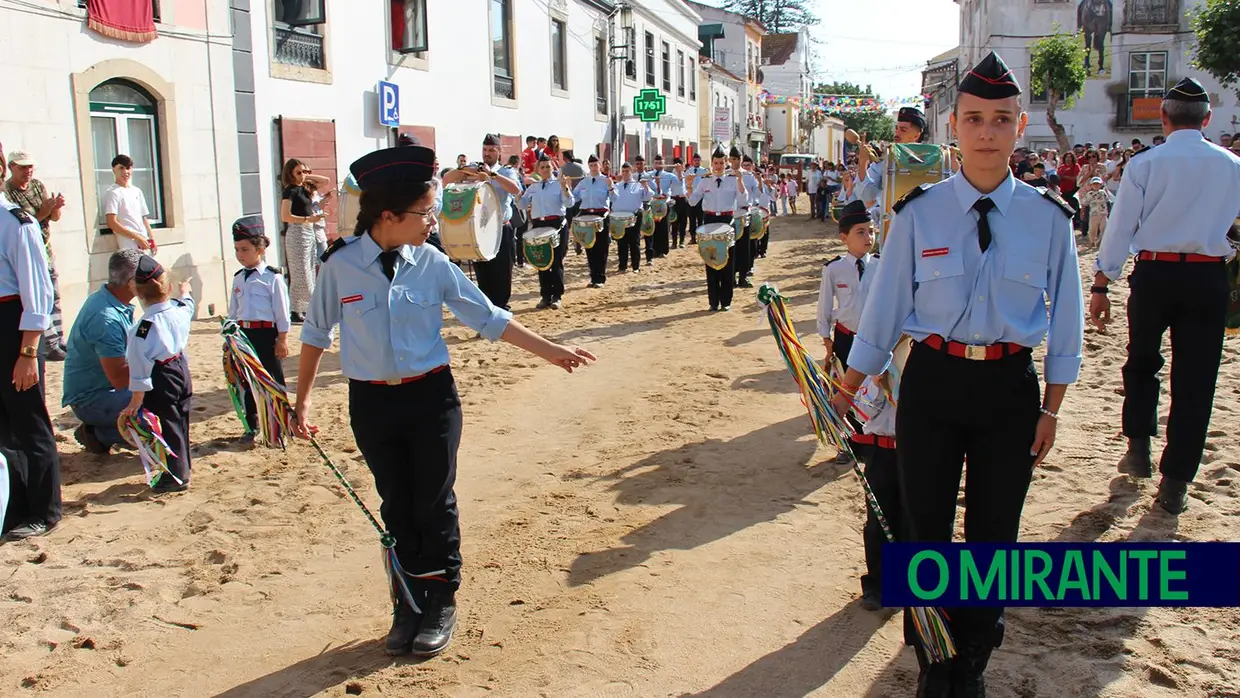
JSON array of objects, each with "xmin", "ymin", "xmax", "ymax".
[
  {"xmin": 229, "ymin": 216, "xmax": 291, "ymax": 443},
  {"xmin": 121, "ymin": 257, "xmax": 195, "ymax": 492}
]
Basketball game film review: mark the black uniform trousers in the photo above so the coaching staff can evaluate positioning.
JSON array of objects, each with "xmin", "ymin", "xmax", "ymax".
[
  {"xmin": 756, "ymin": 220, "xmax": 770, "ymax": 257},
  {"xmin": 618, "ymin": 219, "xmax": 642, "ymax": 272},
  {"xmin": 1121, "ymin": 258, "xmax": 1230, "ymax": 482},
  {"xmin": 735, "ymin": 216, "xmax": 755, "ymax": 285},
  {"xmin": 349, "ymin": 370, "xmax": 463, "ymax": 596},
  {"xmin": 0, "ymin": 300, "xmax": 60, "ymax": 532},
  {"xmin": 702, "ymin": 212, "xmax": 736, "ymax": 310},
  {"xmin": 896, "ymin": 341, "xmax": 1040, "ymax": 651},
  {"xmin": 645, "ymin": 218, "xmax": 662, "ymax": 262},
  {"xmin": 860, "ymin": 441, "xmax": 901, "ymax": 597},
  {"xmin": 833, "ymin": 324, "xmax": 855, "ymax": 368},
  {"xmin": 533, "ymin": 217, "xmax": 569, "ymax": 302},
  {"xmin": 475, "ymin": 222, "xmax": 514, "ymax": 310},
  {"xmin": 688, "ymin": 202, "xmax": 703, "ymax": 243},
  {"xmin": 583, "ymin": 210, "xmax": 611, "ymax": 285},
  {"xmin": 145, "ymin": 354, "xmax": 193, "ymax": 485},
  {"xmin": 671, "ymin": 196, "xmax": 689, "ymax": 247},
  {"xmin": 566, "ymin": 203, "xmax": 581, "ymax": 254},
  {"xmin": 652, "ymin": 205, "xmax": 671, "ymax": 258},
  {"xmin": 241, "ymin": 326, "xmax": 285, "ymax": 434}
]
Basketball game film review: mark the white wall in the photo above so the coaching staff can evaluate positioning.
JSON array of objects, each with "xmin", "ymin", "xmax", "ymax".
[
  {"xmin": 618, "ymin": 0, "xmax": 703, "ymax": 158},
  {"xmin": 707, "ymin": 70, "xmax": 742, "ymax": 148}
]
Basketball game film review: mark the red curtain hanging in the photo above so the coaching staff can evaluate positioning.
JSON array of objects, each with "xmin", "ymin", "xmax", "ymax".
[{"xmin": 87, "ymin": 0, "xmax": 157, "ymax": 44}]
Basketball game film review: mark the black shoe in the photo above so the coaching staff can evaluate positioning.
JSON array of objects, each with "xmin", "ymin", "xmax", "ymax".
[
  {"xmin": 5, "ymin": 519, "xmax": 55, "ymax": 541},
  {"xmin": 385, "ymin": 601, "xmax": 422, "ymax": 655},
  {"xmin": 860, "ymin": 587, "xmax": 882, "ymax": 612},
  {"xmin": 290, "ymin": 312, "xmax": 305, "ymax": 323},
  {"xmin": 74, "ymin": 425, "xmax": 110, "ymax": 455},
  {"xmin": 915, "ymin": 643, "xmax": 954, "ymax": 698},
  {"xmin": 720, "ymin": 305, "xmax": 731, "ymax": 312},
  {"xmin": 151, "ymin": 478, "xmax": 188, "ymax": 494},
  {"xmin": 238, "ymin": 432, "xmax": 257, "ymax": 445},
  {"xmin": 412, "ymin": 593, "xmax": 457, "ymax": 657},
  {"xmin": 47, "ymin": 344, "xmax": 67, "ymax": 361},
  {"xmin": 709, "ymin": 305, "xmax": 718, "ymax": 312},
  {"xmin": 950, "ymin": 642, "xmax": 992, "ymax": 698},
  {"xmin": 536, "ymin": 297, "xmax": 551, "ymax": 310},
  {"xmin": 737, "ymin": 280, "xmax": 754, "ymax": 289},
  {"xmin": 1155, "ymin": 476, "xmax": 1190, "ymax": 515},
  {"xmin": 1117, "ymin": 437, "xmax": 1153, "ymax": 478}
]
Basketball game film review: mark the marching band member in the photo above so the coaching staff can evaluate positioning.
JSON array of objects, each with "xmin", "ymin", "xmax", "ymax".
[
  {"xmin": 756, "ymin": 171, "xmax": 776, "ymax": 258},
  {"xmin": 519, "ymin": 155, "xmax": 577, "ymax": 309},
  {"xmin": 441, "ymin": 134, "xmax": 522, "ymax": 311},
  {"xmin": 831, "ymin": 51, "xmax": 1083, "ymax": 696},
  {"xmin": 735, "ymin": 154, "xmax": 761, "ymax": 289},
  {"xmin": 121, "ymin": 256, "xmax": 196, "ymax": 493},
  {"xmin": 294, "ymin": 145, "xmax": 594, "ymax": 658},
  {"xmin": 611, "ymin": 163, "xmax": 651, "ymax": 274},
  {"xmin": 228, "ymin": 216, "xmax": 291, "ymax": 443},
  {"xmin": 688, "ymin": 146, "xmax": 746, "ymax": 312},
  {"xmin": 670, "ymin": 158, "xmax": 690, "ymax": 249},
  {"xmin": 1091, "ymin": 77, "xmax": 1240, "ymax": 514},
  {"xmin": 685, "ymin": 153, "xmax": 708, "ymax": 242},
  {"xmin": 573, "ymin": 155, "xmax": 613, "ymax": 288},
  {"xmin": 648, "ymin": 154, "xmax": 679, "ymax": 259},
  {"xmin": 818, "ymin": 200, "xmax": 876, "ymax": 370},
  {"xmin": 856, "ymin": 105, "xmax": 929, "ymax": 207}
]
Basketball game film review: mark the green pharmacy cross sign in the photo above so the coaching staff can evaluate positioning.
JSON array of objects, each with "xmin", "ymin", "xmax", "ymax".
[{"xmin": 634, "ymin": 88, "xmax": 667, "ymax": 123}]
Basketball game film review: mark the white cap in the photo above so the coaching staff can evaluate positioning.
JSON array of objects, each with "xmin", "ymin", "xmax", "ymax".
[{"xmin": 6, "ymin": 151, "xmax": 35, "ymax": 167}]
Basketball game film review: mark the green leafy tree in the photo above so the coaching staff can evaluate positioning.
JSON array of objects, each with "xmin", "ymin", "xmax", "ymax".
[
  {"xmin": 1029, "ymin": 27, "xmax": 1088, "ymax": 153},
  {"xmin": 720, "ymin": 0, "xmax": 819, "ymax": 32},
  {"xmin": 812, "ymin": 81, "xmax": 895, "ymax": 142},
  {"xmin": 1190, "ymin": 0, "xmax": 1240, "ymax": 100}
]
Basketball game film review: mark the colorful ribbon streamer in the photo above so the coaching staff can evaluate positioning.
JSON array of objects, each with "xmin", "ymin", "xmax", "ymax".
[
  {"xmin": 220, "ymin": 319, "xmax": 295, "ymax": 449},
  {"xmin": 118, "ymin": 408, "xmax": 182, "ymax": 489}
]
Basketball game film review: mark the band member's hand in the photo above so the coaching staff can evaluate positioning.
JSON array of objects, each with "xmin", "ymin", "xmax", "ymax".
[
  {"xmin": 1089, "ymin": 292, "xmax": 1111, "ymax": 332},
  {"xmin": 275, "ymin": 337, "xmax": 289, "ymax": 360},
  {"xmin": 544, "ymin": 345, "xmax": 597, "ymax": 373},
  {"xmin": 292, "ymin": 403, "xmax": 316, "ymax": 439},
  {"xmin": 179, "ymin": 280, "xmax": 192, "ymax": 296},
  {"xmin": 1030, "ymin": 413, "xmax": 1058, "ymax": 467},
  {"xmin": 12, "ymin": 355, "xmax": 38, "ymax": 392},
  {"xmin": 822, "ymin": 338, "xmax": 834, "ymax": 362},
  {"xmin": 120, "ymin": 397, "xmax": 143, "ymax": 420},
  {"xmin": 830, "ymin": 386, "xmax": 855, "ymax": 416}
]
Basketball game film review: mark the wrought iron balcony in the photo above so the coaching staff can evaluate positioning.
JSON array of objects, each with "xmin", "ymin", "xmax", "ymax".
[
  {"xmin": 596, "ymin": 96, "xmax": 608, "ymax": 115},
  {"xmin": 1123, "ymin": 0, "xmax": 1180, "ymax": 32},
  {"xmin": 273, "ymin": 25, "xmax": 325, "ymax": 69},
  {"xmin": 494, "ymin": 74, "xmax": 515, "ymax": 100}
]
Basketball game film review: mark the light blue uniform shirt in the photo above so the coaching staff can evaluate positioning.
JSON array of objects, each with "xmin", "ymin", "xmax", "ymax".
[
  {"xmin": 519, "ymin": 178, "xmax": 576, "ymax": 221},
  {"xmin": 127, "ymin": 294, "xmax": 195, "ymax": 393},
  {"xmin": 573, "ymin": 175, "xmax": 612, "ymax": 210},
  {"xmin": 857, "ymin": 162, "xmax": 885, "ymax": 206},
  {"xmin": 739, "ymin": 170, "xmax": 761, "ymax": 207},
  {"xmin": 229, "ymin": 265, "xmax": 291, "ymax": 332},
  {"xmin": 849, "ymin": 172, "xmax": 1084, "ymax": 385},
  {"xmin": 610, "ymin": 180, "xmax": 651, "ymax": 214},
  {"xmin": 688, "ymin": 173, "xmax": 743, "ymax": 214},
  {"xmin": 668, "ymin": 172, "xmax": 688, "ymax": 197},
  {"xmin": 481, "ymin": 163, "xmax": 521, "ymax": 224},
  {"xmin": 1095, "ymin": 129, "xmax": 1240, "ymax": 279},
  {"xmin": 646, "ymin": 170, "xmax": 680, "ymax": 197},
  {"xmin": 301, "ymin": 234, "xmax": 512, "ymax": 382},
  {"xmin": 0, "ymin": 197, "xmax": 54, "ymax": 331}
]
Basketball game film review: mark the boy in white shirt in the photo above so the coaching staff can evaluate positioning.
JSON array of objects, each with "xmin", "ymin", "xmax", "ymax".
[{"xmin": 102, "ymin": 154, "xmax": 157, "ymax": 254}]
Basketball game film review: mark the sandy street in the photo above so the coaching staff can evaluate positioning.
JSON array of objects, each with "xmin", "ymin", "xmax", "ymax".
[{"xmin": 3, "ymin": 205, "xmax": 1238, "ymax": 698}]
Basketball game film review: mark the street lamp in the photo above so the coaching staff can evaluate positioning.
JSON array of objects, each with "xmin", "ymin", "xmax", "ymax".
[{"xmin": 607, "ymin": 1, "xmax": 635, "ymax": 167}]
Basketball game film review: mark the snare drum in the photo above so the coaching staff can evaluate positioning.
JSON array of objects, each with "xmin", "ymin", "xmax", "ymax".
[
  {"xmin": 572, "ymin": 214, "xmax": 604, "ymax": 250},
  {"xmin": 610, "ymin": 212, "xmax": 636, "ymax": 240},
  {"xmin": 651, "ymin": 196, "xmax": 670, "ymax": 222},
  {"xmin": 439, "ymin": 182, "xmax": 503, "ymax": 261},
  {"xmin": 731, "ymin": 211, "xmax": 749, "ymax": 242},
  {"xmin": 750, "ymin": 207, "xmax": 768, "ymax": 241},
  {"xmin": 697, "ymin": 223, "xmax": 735, "ymax": 270},
  {"xmin": 523, "ymin": 227, "xmax": 560, "ymax": 272}
]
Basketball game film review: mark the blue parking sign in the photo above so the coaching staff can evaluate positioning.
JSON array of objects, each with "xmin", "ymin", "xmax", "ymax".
[{"xmin": 379, "ymin": 81, "xmax": 400, "ymax": 127}]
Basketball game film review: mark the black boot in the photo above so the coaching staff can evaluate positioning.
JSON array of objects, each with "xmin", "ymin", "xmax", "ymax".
[
  {"xmin": 385, "ymin": 600, "xmax": 422, "ymax": 656},
  {"xmin": 950, "ymin": 642, "xmax": 992, "ymax": 698},
  {"xmin": 1117, "ymin": 437, "xmax": 1153, "ymax": 478},
  {"xmin": 914, "ymin": 643, "xmax": 953, "ymax": 698},
  {"xmin": 412, "ymin": 592, "xmax": 457, "ymax": 657},
  {"xmin": 1155, "ymin": 475, "xmax": 1190, "ymax": 515}
]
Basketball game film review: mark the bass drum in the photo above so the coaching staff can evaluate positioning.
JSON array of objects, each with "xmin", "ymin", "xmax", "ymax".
[{"xmin": 439, "ymin": 182, "xmax": 503, "ymax": 261}]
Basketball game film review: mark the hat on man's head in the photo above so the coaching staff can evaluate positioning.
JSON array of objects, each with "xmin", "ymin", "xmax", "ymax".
[
  {"xmin": 483, "ymin": 133, "xmax": 502, "ymax": 146},
  {"xmin": 729, "ymin": 146, "xmax": 742, "ymax": 158},
  {"xmin": 958, "ymin": 51, "xmax": 1022, "ymax": 99},
  {"xmin": 1165, "ymin": 77, "xmax": 1209, "ymax": 103},
  {"xmin": 5, "ymin": 151, "xmax": 34, "ymax": 167},
  {"xmin": 838, "ymin": 200, "xmax": 872, "ymax": 231},
  {"xmin": 634, "ymin": 154, "xmax": 645, "ymax": 162},
  {"xmin": 897, "ymin": 106, "xmax": 926, "ymax": 130},
  {"xmin": 712, "ymin": 146, "xmax": 727, "ymax": 159},
  {"xmin": 587, "ymin": 154, "xmax": 599, "ymax": 164},
  {"xmin": 350, "ymin": 145, "xmax": 436, "ymax": 189},
  {"xmin": 135, "ymin": 255, "xmax": 165, "ymax": 283},
  {"xmin": 232, "ymin": 215, "xmax": 265, "ymax": 242}
]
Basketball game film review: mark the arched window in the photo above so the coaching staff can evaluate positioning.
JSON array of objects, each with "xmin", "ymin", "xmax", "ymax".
[{"xmin": 88, "ymin": 80, "xmax": 164, "ymax": 229}]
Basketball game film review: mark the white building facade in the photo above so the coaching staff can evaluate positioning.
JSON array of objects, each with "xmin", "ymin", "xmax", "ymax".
[
  {"xmin": 0, "ymin": 0, "xmax": 242, "ymax": 329},
  {"xmin": 761, "ymin": 28, "xmax": 813, "ymax": 154},
  {"xmin": 698, "ymin": 58, "xmax": 744, "ymax": 156},
  {"xmin": 688, "ymin": 1, "xmax": 767, "ymax": 159},
  {"xmin": 958, "ymin": 0, "xmax": 1240, "ymax": 150}
]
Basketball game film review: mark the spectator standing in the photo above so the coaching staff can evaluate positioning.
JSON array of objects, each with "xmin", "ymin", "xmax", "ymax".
[
  {"xmin": 279, "ymin": 158, "xmax": 329, "ymax": 323},
  {"xmin": 4, "ymin": 150, "xmax": 67, "ymax": 359},
  {"xmin": 103, "ymin": 155, "xmax": 157, "ymax": 254}
]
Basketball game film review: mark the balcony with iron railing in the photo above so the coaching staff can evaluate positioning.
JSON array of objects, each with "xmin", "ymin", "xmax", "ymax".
[
  {"xmin": 1123, "ymin": 0, "xmax": 1180, "ymax": 33},
  {"xmin": 596, "ymin": 96, "xmax": 608, "ymax": 115},
  {"xmin": 273, "ymin": 25, "xmax": 325, "ymax": 69},
  {"xmin": 494, "ymin": 74, "xmax": 515, "ymax": 100}
]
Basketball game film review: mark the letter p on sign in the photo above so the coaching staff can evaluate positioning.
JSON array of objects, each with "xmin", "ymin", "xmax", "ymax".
[{"xmin": 379, "ymin": 81, "xmax": 400, "ymax": 127}]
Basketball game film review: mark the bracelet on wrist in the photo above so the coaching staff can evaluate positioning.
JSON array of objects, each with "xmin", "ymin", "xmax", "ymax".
[
  {"xmin": 1040, "ymin": 407, "xmax": 1059, "ymax": 419},
  {"xmin": 1090, "ymin": 285, "xmax": 1108, "ymax": 295}
]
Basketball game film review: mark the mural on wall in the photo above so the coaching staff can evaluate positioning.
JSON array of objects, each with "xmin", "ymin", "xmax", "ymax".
[{"xmin": 1077, "ymin": 0, "xmax": 1114, "ymax": 79}]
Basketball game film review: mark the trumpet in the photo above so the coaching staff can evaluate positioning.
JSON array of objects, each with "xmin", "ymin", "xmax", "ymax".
[{"xmin": 845, "ymin": 128, "xmax": 881, "ymax": 162}]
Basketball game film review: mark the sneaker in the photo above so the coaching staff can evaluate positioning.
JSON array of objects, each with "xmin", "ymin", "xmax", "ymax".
[
  {"xmin": 74, "ymin": 425, "xmax": 110, "ymax": 455},
  {"xmin": 550, "ymin": 299, "xmax": 562, "ymax": 310},
  {"xmin": 4, "ymin": 519, "xmax": 55, "ymax": 541},
  {"xmin": 47, "ymin": 344, "xmax": 67, "ymax": 362}
]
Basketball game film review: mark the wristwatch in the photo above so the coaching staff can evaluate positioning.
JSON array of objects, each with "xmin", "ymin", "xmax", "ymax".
[{"xmin": 20, "ymin": 345, "xmax": 37, "ymax": 358}]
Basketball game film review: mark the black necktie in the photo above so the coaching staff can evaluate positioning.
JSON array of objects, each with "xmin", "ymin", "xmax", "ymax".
[
  {"xmin": 243, "ymin": 268, "xmax": 256, "ymax": 280},
  {"xmin": 379, "ymin": 250, "xmax": 399, "ymax": 281},
  {"xmin": 972, "ymin": 198, "xmax": 996, "ymax": 252},
  {"xmin": 542, "ymin": 181, "xmax": 547, "ymax": 190},
  {"xmin": 856, "ymin": 258, "xmax": 865, "ymax": 280},
  {"xmin": 716, "ymin": 178, "xmax": 722, "ymax": 186}
]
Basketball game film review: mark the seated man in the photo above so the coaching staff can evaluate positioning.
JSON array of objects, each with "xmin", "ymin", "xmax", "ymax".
[{"xmin": 62, "ymin": 249, "xmax": 141, "ymax": 454}]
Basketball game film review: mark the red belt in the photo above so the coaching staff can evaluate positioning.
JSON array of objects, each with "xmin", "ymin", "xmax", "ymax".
[
  {"xmin": 156, "ymin": 353, "xmax": 183, "ymax": 366},
  {"xmin": 239, "ymin": 320, "xmax": 275, "ymax": 329},
  {"xmin": 365, "ymin": 364, "xmax": 447, "ymax": 386},
  {"xmin": 672, "ymin": 195, "xmax": 686, "ymax": 199},
  {"xmin": 921, "ymin": 334, "xmax": 1028, "ymax": 361},
  {"xmin": 706, "ymin": 210, "xmax": 733, "ymax": 216},
  {"xmin": 851, "ymin": 433, "xmax": 896, "ymax": 449},
  {"xmin": 1137, "ymin": 251, "xmax": 1225, "ymax": 263},
  {"xmin": 834, "ymin": 323, "xmax": 855, "ymax": 337},
  {"xmin": 0, "ymin": 294, "xmax": 18, "ymax": 303},
  {"xmin": 533, "ymin": 217, "xmax": 562, "ymax": 224},
  {"xmin": 582, "ymin": 208, "xmax": 607, "ymax": 214}
]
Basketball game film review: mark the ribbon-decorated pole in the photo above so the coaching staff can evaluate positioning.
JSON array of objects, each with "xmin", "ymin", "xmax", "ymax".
[
  {"xmin": 118, "ymin": 409, "xmax": 183, "ymax": 489},
  {"xmin": 220, "ymin": 319, "xmax": 295, "ymax": 448},
  {"xmin": 755, "ymin": 283, "xmax": 956, "ymax": 663}
]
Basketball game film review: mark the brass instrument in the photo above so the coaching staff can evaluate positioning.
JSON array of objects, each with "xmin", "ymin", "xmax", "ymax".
[{"xmin": 845, "ymin": 128, "xmax": 880, "ymax": 162}]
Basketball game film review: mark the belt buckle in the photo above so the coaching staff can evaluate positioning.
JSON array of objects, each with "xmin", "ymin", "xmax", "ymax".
[
  {"xmin": 385, "ymin": 378, "xmax": 402, "ymax": 386},
  {"xmin": 964, "ymin": 344, "xmax": 988, "ymax": 361}
]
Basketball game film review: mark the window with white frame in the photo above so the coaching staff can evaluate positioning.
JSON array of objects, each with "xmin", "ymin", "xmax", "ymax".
[
  {"xmin": 551, "ymin": 18, "xmax": 567, "ymax": 91},
  {"xmin": 491, "ymin": 0, "xmax": 515, "ymax": 99},
  {"xmin": 624, "ymin": 27, "xmax": 636, "ymax": 80},
  {"xmin": 677, "ymin": 49, "xmax": 685, "ymax": 98},
  {"xmin": 88, "ymin": 80, "xmax": 165, "ymax": 229},
  {"xmin": 644, "ymin": 31, "xmax": 655, "ymax": 87},
  {"xmin": 272, "ymin": 0, "xmax": 327, "ymax": 70},
  {"xmin": 690, "ymin": 59, "xmax": 696, "ymax": 101},
  {"xmin": 1128, "ymin": 51, "xmax": 1167, "ymax": 122},
  {"xmin": 390, "ymin": 0, "xmax": 427, "ymax": 54},
  {"xmin": 595, "ymin": 35, "xmax": 608, "ymax": 114},
  {"xmin": 661, "ymin": 41, "xmax": 671, "ymax": 92}
]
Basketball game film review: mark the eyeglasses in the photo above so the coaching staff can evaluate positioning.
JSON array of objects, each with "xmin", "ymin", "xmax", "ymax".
[{"xmin": 403, "ymin": 207, "xmax": 436, "ymax": 222}]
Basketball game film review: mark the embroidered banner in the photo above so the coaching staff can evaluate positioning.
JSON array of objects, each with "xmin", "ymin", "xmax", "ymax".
[{"xmin": 87, "ymin": 0, "xmax": 157, "ymax": 44}]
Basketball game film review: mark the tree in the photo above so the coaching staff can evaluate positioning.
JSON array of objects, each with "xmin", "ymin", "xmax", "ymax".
[
  {"xmin": 720, "ymin": 0, "xmax": 819, "ymax": 33},
  {"xmin": 812, "ymin": 81, "xmax": 895, "ymax": 142},
  {"xmin": 1190, "ymin": 0, "xmax": 1240, "ymax": 101},
  {"xmin": 1029, "ymin": 27, "xmax": 1088, "ymax": 153}
]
